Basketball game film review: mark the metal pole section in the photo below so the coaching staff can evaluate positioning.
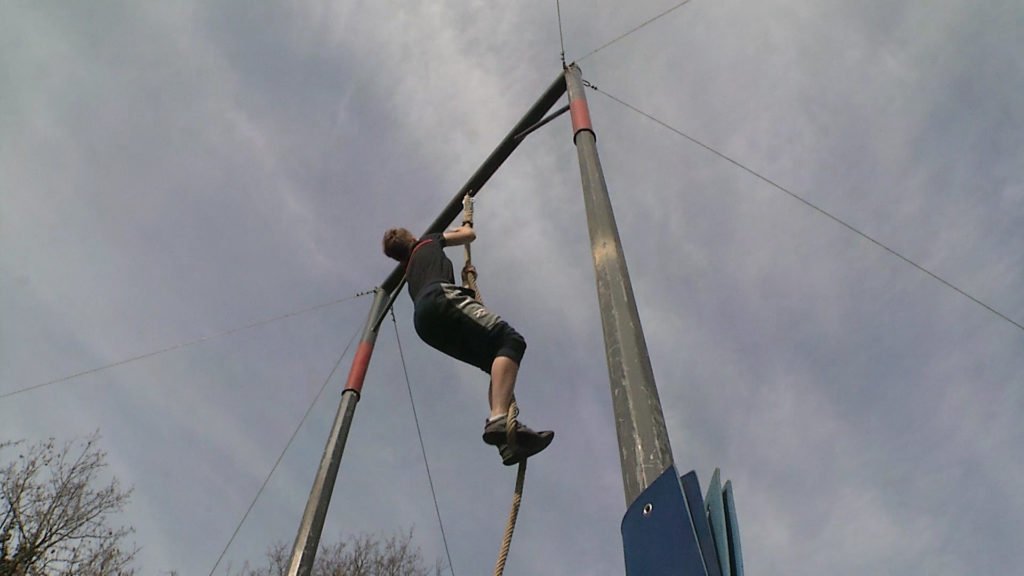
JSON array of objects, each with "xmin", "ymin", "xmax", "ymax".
[
  {"xmin": 287, "ymin": 288, "xmax": 388, "ymax": 576},
  {"xmin": 287, "ymin": 72, "xmax": 569, "ymax": 576},
  {"xmin": 565, "ymin": 64, "xmax": 674, "ymax": 506}
]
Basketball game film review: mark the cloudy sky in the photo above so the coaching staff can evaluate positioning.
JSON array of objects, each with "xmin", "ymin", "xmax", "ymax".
[{"xmin": 2, "ymin": 1, "xmax": 1022, "ymax": 574}]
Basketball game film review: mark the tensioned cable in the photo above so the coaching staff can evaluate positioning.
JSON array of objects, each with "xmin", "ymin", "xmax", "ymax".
[
  {"xmin": 1, "ymin": 290, "xmax": 375, "ymax": 400},
  {"xmin": 555, "ymin": 0, "xmax": 567, "ymax": 66},
  {"xmin": 208, "ymin": 321, "xmax": 364, "ymax": 576},
  {"xmin": 576, "ymin": 0, "xmax": 694, "ymax": 63},
  {"xmin": 390, "ymin": 308, "xmax": 456, "ymax": 576},
  {"xmin": 584, "ymin": 82, "xmax": 1024, "ymax": 334}
]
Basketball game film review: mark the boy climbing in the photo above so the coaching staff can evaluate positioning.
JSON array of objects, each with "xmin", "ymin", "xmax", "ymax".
[{"xmin": 382, "ymin": 224, "xmax": 553, "ymax": 465}]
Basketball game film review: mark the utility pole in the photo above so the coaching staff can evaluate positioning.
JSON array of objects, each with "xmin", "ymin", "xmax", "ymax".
[
  {"xmin": 565, "ymin": 66, "xmax": 742, "ymax": 576},
  {"xmin": 565, "ymin": 64, "xmax": 674, "ymax": 506},
  {"xmin": 286, "ymin": 73, "xmax": 568, "ymax": 576}
]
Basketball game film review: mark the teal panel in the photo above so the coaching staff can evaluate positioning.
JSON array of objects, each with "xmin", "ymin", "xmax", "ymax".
[
  {"xmin": 704, "ymin": 468, "xmax": 730, "ymax": 576},
  {"xmin": 723, "ymin": 480, "xmax": 744, "ymax": 576},
  {"xmin": 681, "ymin": 471, "xmax": 722, "ymax": 576}
]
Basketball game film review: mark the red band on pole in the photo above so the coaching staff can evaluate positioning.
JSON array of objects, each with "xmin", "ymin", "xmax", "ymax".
[
  {"xmin": 570, "ymin": 98, "xmax": 594, "ymax": 142},
  {"xmin": 344, "ymin": 341, "xmax": 375, "ymax": 393}
]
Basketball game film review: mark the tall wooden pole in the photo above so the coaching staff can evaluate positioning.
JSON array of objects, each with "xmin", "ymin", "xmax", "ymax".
[{"xmin": 565, "ymin": 64, "xmax": 675, "ymax": 506}]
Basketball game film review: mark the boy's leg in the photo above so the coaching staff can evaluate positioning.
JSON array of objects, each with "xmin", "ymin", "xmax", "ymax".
[
  {"xmin": 419, "ymin": 285, "xmax": 553, "ymax": 461},
  {"xmin": 488, "ymin": 356, "xmax": 518, "ymax": 418},
  {"xmin": 483, "ymin": 353, "xmax": 554, "ymax": 463}
]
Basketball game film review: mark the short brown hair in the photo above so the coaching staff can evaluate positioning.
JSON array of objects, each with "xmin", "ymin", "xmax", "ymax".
[{"xmin": 383, "ymin": 228, "xmax": 417, "ymax": 262}]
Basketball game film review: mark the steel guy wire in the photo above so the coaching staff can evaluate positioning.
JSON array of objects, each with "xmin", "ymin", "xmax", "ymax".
[
  {"xmin": 585, "ymin": 82, "xmax": 1024, "ymax": 335},
  {"xmin": 2, "ymin": 289, "xmax": 375, "ymax": 400},
  {"xmin": 208, "ymin": 320, "xmax": 364, "ymax": 576}
]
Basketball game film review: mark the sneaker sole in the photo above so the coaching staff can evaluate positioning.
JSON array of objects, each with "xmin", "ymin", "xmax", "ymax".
[
  {"xmin": 501, "ymin": 431, "xmax": 554, "ymax": 466},
  {"xmin": 483, "ymin": 427, "xmax": 552, "ymax": 447}
]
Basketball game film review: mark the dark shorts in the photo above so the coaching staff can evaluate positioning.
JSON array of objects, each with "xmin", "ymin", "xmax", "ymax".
[{"xmin": 413, "ymin": 283, "xmax": 526, "ymax": 373}]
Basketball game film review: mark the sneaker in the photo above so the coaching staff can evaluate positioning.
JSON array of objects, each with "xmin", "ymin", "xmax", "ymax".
[
  {"xmin": 497, "ymin": 431, "xmax": 555, "ymax": 466},
  {"xmin": 482, "ymin": 418, "xmax": 553, "ymax": 447},
  {"xmin": 498, "ymin": 443, "xmax": 519, "ymax": 466}
]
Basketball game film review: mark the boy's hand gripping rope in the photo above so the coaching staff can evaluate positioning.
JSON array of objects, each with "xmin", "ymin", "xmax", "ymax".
[{"xmin": 460, "ymin": 194, "xmax": 527, "ymax": 576}]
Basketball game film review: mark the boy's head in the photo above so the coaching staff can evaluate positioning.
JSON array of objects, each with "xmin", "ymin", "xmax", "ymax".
[{"xmin": 382, "ymin": 227, "xmax": 417, "ymax": 262}]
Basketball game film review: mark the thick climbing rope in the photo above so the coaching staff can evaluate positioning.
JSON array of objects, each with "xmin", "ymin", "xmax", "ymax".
[{"xmin": 459, "ymin": 195, "xmax": 528, "ymax": 576}]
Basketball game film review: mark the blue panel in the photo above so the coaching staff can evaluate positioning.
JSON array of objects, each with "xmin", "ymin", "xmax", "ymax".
[
  {"xmin": 621, "ymin": 465, "xmax": 708, "ymax": 576},
  {"xmin": 705, "ymin": 468, "xmax": 731, "ymax": 576},
  {"xmin": 723, "ymin": 481, "xmax": 745, "ymax": 576},
  {"xmin": 681, "ymin": 471, "xmax": 722, "ymax": 576}
]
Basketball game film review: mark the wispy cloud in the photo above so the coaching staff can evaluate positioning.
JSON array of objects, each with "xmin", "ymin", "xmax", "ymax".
[{"xmin": 2, "ymin": 1, "xmax": 1021, "ymax": 575}]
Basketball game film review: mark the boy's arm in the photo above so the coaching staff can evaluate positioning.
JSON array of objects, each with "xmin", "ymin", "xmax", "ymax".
[{"xmin": 443, "ymin": 224, "xmax": 476, "ymax": 246}]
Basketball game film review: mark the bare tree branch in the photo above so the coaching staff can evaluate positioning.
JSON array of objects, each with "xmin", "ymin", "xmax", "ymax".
[
  {"xmin": 230, "ymin": 529, "xmax": 442, "ymax": 576},
  {"xmin": 0, "ymin": 433, "xmax": 136, "ymax": 575}
]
